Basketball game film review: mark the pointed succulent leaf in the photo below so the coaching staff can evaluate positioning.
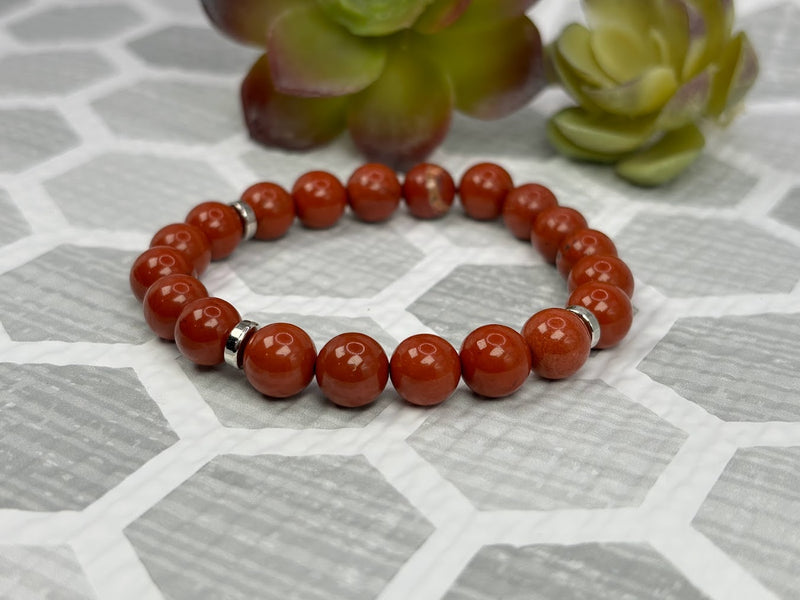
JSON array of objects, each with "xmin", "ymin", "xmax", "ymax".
[
  {"xmin": 557, "ymin": 23, "xmax": 616, "ymax": 88},
  {"xmin": 615, "ymin": 123, "xmax": 705, "ymax": 186},
  {"xmin": 584, "ymin": 66, "xmax": 678, "ymax": 117},
  {"xmin": 427, "ymin": 15, "xmax": 544, "ymax": 119},
  {"xmin": 267, "ymin": 4, "xmax": 387, "ymax": 97},
  {"xmin": 582, "ymin": 0, "xmax": 653, "ymax": 33},
  {"xmin": 652, "ymin": 0, "xmax": 691, "ymax": 72},
  {"xmin": 347, "ymin": 48, "xmax": 453, "ymax": 169},
  {"xmin": 241, "ymin": 54, "xmax": 348, "ymax": 150},
  {"xmin": 549, "ymin": 45, "xmax": 604, "ymax": 112},
  {"xmin": 546, "ymin": 119, "xmax": 625, "ymax": 164},
  {"xmin": 591, "ymin": 26, "xmax": 660, "ymax": 83},
  {"xmin": 655, "ymin": 68, "xmax": 712, "ymax": 130},
  {"xmin": 681, "ymin": 0, "xmax": 730, "ymax": 80},
  {"xmin": 201, "ymin": 0, "xmax": 310, "ymax": 47},
  {"xmin": 315, "ymin": 0, "xmax": 434, "ymax": 36},
  {"xmin": 707, "ymin": 31, "xmax": 759, "ymax": 120},
  {"xmin": 445, "ymin": 0, "xmax": 537, "ymax": 31},
  {"xmin": 551, "ymin": 106, "xmax": 655, "ymax": 154},
  {"xmin": 413, "ymin": 0, "xmax": 472, "ymax": 34}
]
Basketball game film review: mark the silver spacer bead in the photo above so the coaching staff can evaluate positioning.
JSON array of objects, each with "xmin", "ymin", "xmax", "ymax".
[
  {"xmin": 230, "ymin": 200, "xmax": 258, "ymax": 241},
  {"xmin": 566, "ymin": 305, "xmax": 601, "ymax": 349},
  {"xmin": 224, "ymin": 320, "xmax": 260, "ymax": 368}
]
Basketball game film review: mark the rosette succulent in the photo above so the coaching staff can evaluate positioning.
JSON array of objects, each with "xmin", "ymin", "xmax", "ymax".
[
  {"xmin": 202, "ymin": 0, "xmax": 545, "ymax": 167},
  {"xmin": 547, "ymin": 0, "xmax": 758, "ymax": 186}
]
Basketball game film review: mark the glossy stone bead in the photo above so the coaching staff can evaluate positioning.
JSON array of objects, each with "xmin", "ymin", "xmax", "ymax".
[
  {"xmin": 458, "ymin": 162, "xmax": 514, "ymax": 221},
  {"xmin": 292, "ymin": 170, "xmax": 347, "ymax": 229},
  {"xmin": 130, "ymin": 245, "xmax": 194, "ymax": 302},
  {"xmin": 241, "ymin": 181, "xmax": 295, "ymax": 240},
  {"xmin": 402, "ymin": 162, "xmax": 455, "ymax": 219},
  {"xmin": 151, "ymin": 222, "xmax": 212, "ymax": 275},
  {"xmin": 347, "ymin": 163, "xmax": 401, "ymax": 223},
  {"xmin": 315, "ymin": 332, "xmax": 389, "ymax": 408},
  {"xmin": 460, "ymin": 324, "xmax": 531, "ymax": 398},
  {"xmin": 175, "ymin": 297, "xmax": 241, "ymax": 366},
  {"xmin": 531, "ymin": 206, "xmax": 588, "ymax": 264},
  {"xmin": 522, "ymin": 308, "xmax": 590, "ymax": 379},
  {"xmin": 142, "ymin": 274, "xmax": 208, "ymax": 340},
  {"xmin": 185, "ymin": 201, "xmax": 243, "ymax": 261},
  {"xmin": 556, "ymin": 228, "xmax": 618, "ymax": 278},
  {"xmin": 568, "ymin": 255, "xmax": 635, "ymax": 298},
  {"xmin": 568, "ymin": 282, "xmax": 633, "ymax": 349},
  {"xmin": 390, "ymin": 334, "xmax": 460, "ymax": 406},
  {"xmin": 243, "ymin": 323, "xmax": 317, "ymax": 398},
  {"xmin": 502, "ymin": 183, "xmax": 559, "ymax": 240}
]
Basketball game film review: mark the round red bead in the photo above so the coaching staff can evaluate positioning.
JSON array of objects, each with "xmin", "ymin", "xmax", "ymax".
[
  {"xmin": 292, "ymin": 170, "xmax": 347, "ymax": 229},
  {"xmin": 390, "ymin": 334, "xmax": 461, "ymax": 406},
  {"xmin": 522, "ymin": 308, "xmax": 591, "ymax": 379},
  {"xmin": 151, "ymin": 222, "xmax": 212, "ymax": 275},
  {"xmin": 175, "ymin": 297, "xmax": 241, "ymax": 366},
  {"xmin": 459, "ymin": 162, "xmax": 514, "ymax": 221},
  {"xmin": 315, "ymin": 332, "xmax": 389, "ymax": 408},
  {"xmin": 347, "ymin": 163, "xmax": 402, "ymax": 223},
  {"xmin": 556, "ymin": 228, "xmax": 618, "ymax": 278},
  {"xmin": 243, "ymin": 323, "xmax": 317, "ymax": 398},
  {"xmin": 502, "ymin": 183, "xmax": 559, "ymax": 240},
  {"xmin": 142, "ymin": 273, "xmax": 208, "ymax": 340},
  {"xmin": 402, "ymin": 162, "xmax": 455, "ymax": 219},
  {"xmin": 130, "ymin": 245, "xmax": 195, "ymax": 302},
  {"xmin": 531, "ymin": 206, "xmax": 588, "ymax": 264},
  {"xmin": 185, "ymin": 201, "xmax": 243, "ymax": 261},
  {"xmin": 460, "ymin": 324, "xmax": 531, "ymax": 398},
  {"xmin": 568, "ymin": 282, "xmax": 633, "ymax": 349},
  {"xmin": 568, "ymin": 255, "xmax": 635, "ymax": 297},
  {"xmin": 241, "ymin": 182, "xmax": 295, "ymax": 240}
]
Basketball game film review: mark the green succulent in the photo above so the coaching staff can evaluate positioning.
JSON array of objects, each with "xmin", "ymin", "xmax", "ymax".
[
  {"xmin": 202, "ymin": 0, "xmax": 546, "ymax": 167},
  {"xmin": 547, "ymin": 0, "xmax": 758, "ymax": 186}
]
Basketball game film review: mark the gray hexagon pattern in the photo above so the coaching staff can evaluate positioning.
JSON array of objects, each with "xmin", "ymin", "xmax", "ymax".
[
  {"xmin": 0, "ymin": 188, "xmax": 30, "ymax": 246},
  {"xmin": 0, "ymin": 545, "xmax": 95, "ymax": 599},
  {"xmin": 125, "ymin": 454, "xmax": 433, "ymax": 600},
  {"xmin": 0, "ymin": 51, "xmax": 113, "ymax": 95},
  {"xmin": 0, "ymin": 109, "xmax": 78, "ymax": 173},
  {"xmin": 8, "ymin": 4, "xmax": 142, "ymax": 41},
  {"xmin": 771, "ymin": 186, "xmax": 800, "ymax": 231},
  {"xmin": 0, "ymin": 363, "xmax": 177, "ymax": 511}
]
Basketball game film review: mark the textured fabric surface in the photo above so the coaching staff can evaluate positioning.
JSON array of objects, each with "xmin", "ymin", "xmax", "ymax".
[{"xmin": 0, "ymin": 1, "xmax": 798, "ymax": 599}]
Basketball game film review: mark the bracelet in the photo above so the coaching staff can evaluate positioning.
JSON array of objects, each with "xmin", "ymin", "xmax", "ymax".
[{"xmin": 129, "ymin": 162, "xmax": 634, "ymax": 408}]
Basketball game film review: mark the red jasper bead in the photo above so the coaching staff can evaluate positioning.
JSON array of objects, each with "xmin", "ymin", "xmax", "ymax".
[
  {"xmin": 568, "ymin": 255, "xmax": 635, "ymax": 298},
  {"xmin": 143, "ymin": 274, "xmax": 208, "ymax": 340},
  {"xmin": 292, "ymin": 170, "xmax": 347, "ymax": 229},
  {"xmin": 402, "ymin": 162, "xmax": 455, "ymax": 219},
  {"xmin": 390, "ymin": 334, "xmax": 461, "ymax": 406},
  {"xmin": 316, "ymin": 332, "xmax": 389, "ymax": 408},
  {"xmin": 130, "ymin": 245, "xmax": 195, "ymax": 302},
  {"xmin": 185, "ymin": 201, "xmax": 243, "ymax": 261},
  {"xmin": 243, "ymin": 323, "xmax": 317, "ymax": 398},
  {"xmin": 568, "ymin": 282, "xmax": 633, "ymax": 349},
  {"xmin": 175, "ymin": 297, "xmax": 241, "ymax": 366},
  {"xmin": 502, "ymin": 183, "xmax": 559, "ymax": 240},
  {"xmin": 151, "ymin": 222, "xmax": 212, "ymax": 275},
  {"xmin": 460, "ymin": 324, "xmax": 531, "ymax": 398},
  {"xmin": 556, "ymin": 228, "xmax": 618, "ymax": 278},
  {"xmin": 347, "ymin": 163, "xmax": 402, "ymax": 223},
  {"xmin": 531, "ymin": 206, "xmax": 588, "ymax": 264},
  {"xmin": 522, "ymin": 308, "xmax": 590, "ymax": 379},
  {"xmin": 241, "ymin": 182, "xmax": 294, "ymax": 240},
  {"xmin": 459, "ymin": 162, "xmax": 514, "ymax": 221}
]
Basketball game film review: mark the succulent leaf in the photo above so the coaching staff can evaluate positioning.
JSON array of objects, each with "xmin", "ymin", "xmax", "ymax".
[
  {"xmin": 655, "ymin": 68, "xmax": 712, "ymax": 130},
  {"xmin": 552, "ymin": 107, "xmax": 655, "ymax": 154},
  {"xmin": 556, "ymin": 23, "xmax": 615, "ymax": 88},
  {"xmin": 241, "ymin": 54, "xmax": 348, "ymax": 149},
  {"xmin": 448, "ymin": 0, "xmax": 538, "ymax": 31},
  {"xmin": 412, "ymin": 0, "xmax": 472, "ymax": 34},
  {"xmin": 615, "ymin": 123, "xmax": 705, "ymax": 185},
  {"xmin": 347, "ymin": 48, "xmax": 452, "ymax": 168},
  {"xmin": 583, "ymin": 66, "xmax": 678, "ymax": 117},
  {"xmin": 707, "ymin": 31, "xmax": 758, "ymax": 120},
  {"xmin": 201, "ymin": 0, "xmax": 310, "ymax": 47},
  {"xmin": 315, "ymin": 0, "xmax": 433, "ymax": 36},
  {"xmin": 583, "ymin": 0, "xmax": 653, "ymax": 33},
  {"xmin": 268, "ymin": 4, "xmax": 387, "ymax": 96},
  {"xmin": 546, "ymin": 120, "xmax": 624, "ymax": 163},
  {"xmin": 591, "ymin": 27, "xmax": 660, "ymax": 83}
]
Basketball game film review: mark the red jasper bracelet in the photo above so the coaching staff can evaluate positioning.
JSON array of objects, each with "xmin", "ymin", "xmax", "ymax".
[{"xmin": 130, "ymin": 162, "xmax": 634, "ymax": 408}]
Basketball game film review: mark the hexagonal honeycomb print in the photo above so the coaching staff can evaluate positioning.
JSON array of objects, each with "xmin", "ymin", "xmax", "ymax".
[{"xmin": 0, "ymin": 0, "xmax": 799, "ymax": 599}]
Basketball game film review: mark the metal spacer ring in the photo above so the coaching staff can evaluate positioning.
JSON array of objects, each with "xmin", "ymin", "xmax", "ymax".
[
  {"xmin": 230, "ymin": 200, "xmax": 258, "ymax": 241},
  {"xmin": 566, "ymin": 305, "xmax": 601, "ymax": 349},
  {"xmin": 224, "ymin": 319, "xmax": 260, "ymax": 368}
]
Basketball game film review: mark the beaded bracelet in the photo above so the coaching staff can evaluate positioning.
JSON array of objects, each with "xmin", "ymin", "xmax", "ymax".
[{"xmin": 130, "ymin": 162, "xmax": 634, "ymax": 408}]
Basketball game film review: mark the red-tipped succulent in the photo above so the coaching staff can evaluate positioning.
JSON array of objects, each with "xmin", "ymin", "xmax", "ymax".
[{"xmin": 202, "ymin": 0, "xmax": 545, "ymax": 167}]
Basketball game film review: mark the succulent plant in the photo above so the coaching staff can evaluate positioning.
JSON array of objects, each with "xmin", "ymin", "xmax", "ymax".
[
  {"xmin": 202, "ymin": 0, "xmax": 545, "ymax": 167},
  {"xmin": 547, "ymin": 0, "xmax": 758, "ymax": 186}
]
